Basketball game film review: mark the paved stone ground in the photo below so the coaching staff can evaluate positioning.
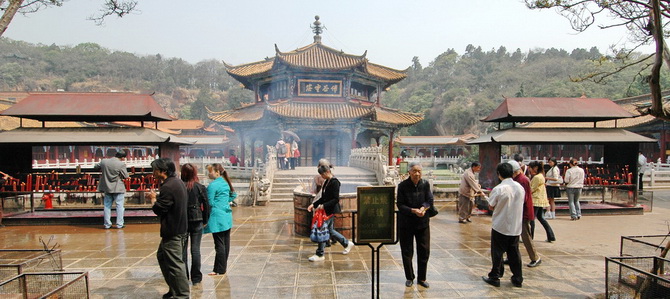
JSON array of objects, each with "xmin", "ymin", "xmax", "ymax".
[{"xmin": 1, "ymin": 191, "xmax": 669, "ymax": 298}]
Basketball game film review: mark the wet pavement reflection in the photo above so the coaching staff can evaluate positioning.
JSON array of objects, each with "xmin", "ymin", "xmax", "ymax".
[{"xmin": 2, "ymin": 191, "xmax": 670, "ymax": 298}]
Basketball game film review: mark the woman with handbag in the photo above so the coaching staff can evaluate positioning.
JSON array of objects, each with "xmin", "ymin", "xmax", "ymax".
[
  {"xmin": 180, "ymin": 163, "xmax": 210, "ymax": 285},
  {"xmin": 306, "ymin": 165, "xmax": 354, "ymax": 262},
  {"xmin": 545, "ymin": 157, "xmax": 562, "ymax": 219},
  {"xmin": 204, "ymin": 163, "xmax": 237, "ymax": 275}
]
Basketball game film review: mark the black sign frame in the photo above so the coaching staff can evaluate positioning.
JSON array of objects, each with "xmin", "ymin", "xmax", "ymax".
[{"xmin": 354, "ymin": 186, "xmax": 396, "ymax": 245}]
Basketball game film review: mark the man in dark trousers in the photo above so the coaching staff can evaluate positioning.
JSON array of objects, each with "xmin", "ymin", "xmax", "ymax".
[
  {"xmin": 397, "ymin": 162, "xmax": 433, "ymax": 289},
  {"xmin": 482, "ymin": 162, "xmax": 525, "ymax": 288},
  {"xmin": 149, "ymin": 158, "xmax": 189, "ymax": 299},
  {"xmin": 97, "ymin": 150, "xmax": 129, "ymax": 229}
]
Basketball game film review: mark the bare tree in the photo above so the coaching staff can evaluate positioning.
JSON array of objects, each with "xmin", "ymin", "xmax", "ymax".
[
  {"xmin": 0, "ymin": 0, "xmax": 137, "ymax": 37},
  {"xmin": 526, "ymin": 0, "xmax": 670, "ymax": 119}
]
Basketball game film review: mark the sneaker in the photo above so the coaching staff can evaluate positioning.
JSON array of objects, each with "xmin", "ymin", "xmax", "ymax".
[
  {"xmin": 527, "ymin": 258, "xmax": 542, "ymax": 267},
  {"xmin": 342, "ymin": 241, "xmax": 354, "ymax": 255},
  {"xmin": 104, "ymin": 226, "xmax": 111, "ymax": 229},
  {"xmin": 308, "ymin": 254, "xmax": 325, "ymax": 262},
  {"xmin": 115, "ymin": 225, "xmax": 124, "ymax": 229}
]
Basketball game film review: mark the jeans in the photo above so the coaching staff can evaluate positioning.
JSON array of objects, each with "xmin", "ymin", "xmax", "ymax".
[
  {"xmin": 566, "ymin": 188, "xmax": 582, "ymax": 219},
  {"xmin": 182, "ymin": 222, "xmax": 203, "ymax": 283},
  {"xmin": 316, "ymin": 217, "xmax": 348, "ymax": 257},
  {"xmin": 157, "ymin": 234, "xmax": 189, "ymax": 299},
  {"xmin": 531, "ymin": 206, "xmax": 555, "ymax": 241},
  {"xmin": 103, "ymin": 193, "xmax": 125, "ymax": 228}
]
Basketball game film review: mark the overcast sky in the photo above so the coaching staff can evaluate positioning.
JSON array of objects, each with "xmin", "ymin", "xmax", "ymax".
[{"xmin": 3, "ymin": 0, "xmax": 650, "ymax": 69}]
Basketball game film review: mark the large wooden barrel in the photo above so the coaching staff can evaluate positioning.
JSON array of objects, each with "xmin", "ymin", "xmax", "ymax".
[{"xmin": 293, "ymin": 184, "xmax": 361, "ymax": 239}]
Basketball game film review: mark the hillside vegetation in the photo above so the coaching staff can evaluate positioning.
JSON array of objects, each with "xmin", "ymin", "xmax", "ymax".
[{"xmin": 1, "ymin": 38, "xmax": 667, "ymax": 135}]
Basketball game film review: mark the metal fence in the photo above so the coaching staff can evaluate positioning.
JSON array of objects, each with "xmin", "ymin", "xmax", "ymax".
[
  {"xmin": 0, "ymin": 249, "xmax": 63, "ymax": 283},
  {"xmin": 0, "ymin": 271, "xmax": 89, "ymax": 299},
  {"xmin": 605, "ymin": 256, "xmax": 670, "ymax": 298},
  {"xmin": 620, "ymin": 235, "xmax": 669, "ymax": 257}
]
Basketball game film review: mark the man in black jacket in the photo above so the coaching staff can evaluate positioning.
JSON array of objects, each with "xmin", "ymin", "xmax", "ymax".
[
  {"xmin": 397, "ymin": 162, "xmax": 433, "ymax": 289},
  {"xmin": 149, "ymin": 158, "xmax": 189, "ymax": 299}
]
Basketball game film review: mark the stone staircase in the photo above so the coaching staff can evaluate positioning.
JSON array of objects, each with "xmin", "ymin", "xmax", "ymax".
[{"xmin": 270, "ymin": 167, "xmax": 378, "ymax": 202}]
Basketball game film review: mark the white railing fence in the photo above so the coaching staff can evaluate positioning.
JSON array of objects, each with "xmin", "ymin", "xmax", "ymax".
[
  {"xmin": 33, "ymin": 156, "xmax": 159, "ymax": 169},
  {"xmin": 402, "ymin": 156, "xmax": 460, "ymax": 168},
  {"xmin": 502, "ymin": 156, "xmax": 605, "ymax": 165},
  {"xmin": 644, "ymin": 161, "xmax": 670, "ymax": 188},
  {"xmin": 348, "ymin": 146, "xmax": 387, "ymax": 185}
]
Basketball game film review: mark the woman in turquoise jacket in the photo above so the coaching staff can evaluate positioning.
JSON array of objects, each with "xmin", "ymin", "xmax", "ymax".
[{"xmin": 204, "ymin": 163, "xmax": 237, "ymax": 275}]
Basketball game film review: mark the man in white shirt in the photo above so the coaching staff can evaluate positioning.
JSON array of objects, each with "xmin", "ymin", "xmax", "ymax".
[
  {"xmin": 564, "ymin": 158, "xmax": 585, "ymax": 220},
  {"xmin": 482, "ymin": 162, "xmax": 524, "ymax": 288},
  {"xmin": 638, "ymin": 151, "xmax": 647, "ymax": 192}
]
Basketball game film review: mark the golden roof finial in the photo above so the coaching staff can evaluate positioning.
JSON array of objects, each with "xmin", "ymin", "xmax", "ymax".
[{"xmin": 311, "ymin": 15, "xmax": 322, "ymax": 43}]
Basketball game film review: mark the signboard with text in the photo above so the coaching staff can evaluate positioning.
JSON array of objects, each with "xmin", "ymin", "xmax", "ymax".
[
  {"xmin": 297, "ymin": 79, "xmax": 342, "ymax": 97},
  {"xmin": 399, "ymin": 161, "xmax": 409, "ymax": 175},
  {"xmin": 355, "ymin": 186, "xmax": 396, "ymax": 244}
]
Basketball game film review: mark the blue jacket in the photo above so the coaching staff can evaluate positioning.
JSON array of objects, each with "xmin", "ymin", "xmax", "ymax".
[{"xmin": 204, "ymin": 177, "xmax": 237, "ymax": 233}]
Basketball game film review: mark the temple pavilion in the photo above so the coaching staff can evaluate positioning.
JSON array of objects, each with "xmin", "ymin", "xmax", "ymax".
[{"xmin": 209, "ymin": 16, "xmax": 423, "ymax": 166}]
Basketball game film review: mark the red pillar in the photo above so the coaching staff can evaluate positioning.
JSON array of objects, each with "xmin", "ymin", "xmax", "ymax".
[
  {"xmin": 661, "ymin": 126, "xmax": 667, "ymax": 162},
  {"xmin": 388, "ymin": 130, "xmax": 395, "ymax": 166}
]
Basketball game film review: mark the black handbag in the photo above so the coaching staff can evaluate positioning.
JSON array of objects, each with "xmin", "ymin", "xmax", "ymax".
[{"xmin": 427, "ymin": 205, "xmax": 439, "ymax": 217}]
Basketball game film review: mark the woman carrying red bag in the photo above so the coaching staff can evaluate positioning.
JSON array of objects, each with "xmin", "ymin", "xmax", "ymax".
[{"xmin": 306, "ymin": 165, "xmax": 354, "ymax": 261}]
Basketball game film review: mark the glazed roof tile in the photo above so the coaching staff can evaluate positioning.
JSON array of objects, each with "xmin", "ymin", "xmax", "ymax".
[
  {"xmin": 276, "ymin": 43, "xmax": 366, "ymax": 70},
  {"xmin": 268, "ymin": 102, "xmax": 371, "ymax": 119},
  {"xmin": 0, "ymin": 103, "xmax": 88, "ymax": 130},
  {"xmin": 1, "ymin": 92, "xmax": 174, "ymax": 122},
  {"xmin": 225, "ymin": 42, "xmax": 406, "ymax": 84},
  {"xmin": 525, "ymin": 92, "xmax": 670, "ymax": 129},
  {"xmin": 373, "ymin": 107, "xmax": 424, "ymax": 125},
  {"xmin": 208, "ymin": 104, "xmax": 265, "ymax": 123},
  {"xmin": 226, "ymin": 60, "xmax": 274, "ymax": 77},
  {"xmin": 482, "ymin": 97, "xmax": 632, "ymax": 122},
  {"xmin": 208, "ymin": 101, "xmax": 422, "ymax": 126}
]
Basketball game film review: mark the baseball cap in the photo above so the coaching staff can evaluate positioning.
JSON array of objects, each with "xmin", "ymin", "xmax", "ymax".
[{"xmin": 507, "ymin": 160, "xmax": 521, "ymax": 172}]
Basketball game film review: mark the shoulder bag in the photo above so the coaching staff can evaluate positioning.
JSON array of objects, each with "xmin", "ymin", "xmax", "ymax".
[{"xmin": 310, "ymin": 209, "xmax": 332, "ymax": 243}]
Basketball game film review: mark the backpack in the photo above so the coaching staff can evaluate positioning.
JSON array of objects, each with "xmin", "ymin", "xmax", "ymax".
[
  {"xmin": 277, "ymin": 143, "xmax": 287, "ymax": 155},
  {"xmin": 187, "ymin": 183, "xmax": 209, "ymax": 224}
]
